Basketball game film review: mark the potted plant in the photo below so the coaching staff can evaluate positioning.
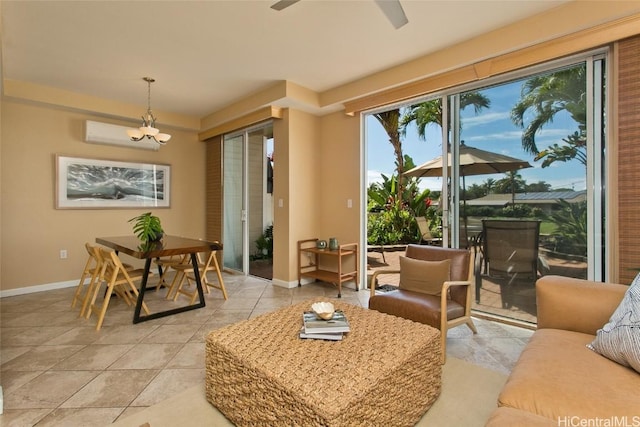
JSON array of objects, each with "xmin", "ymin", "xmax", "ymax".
[
  {"xmin": 253, "ymin": 225, "xmax": 273, "ymax": 260},
  {"xmin": 129, "ymin": 212, "xmax": 164, "ymax": 242}
]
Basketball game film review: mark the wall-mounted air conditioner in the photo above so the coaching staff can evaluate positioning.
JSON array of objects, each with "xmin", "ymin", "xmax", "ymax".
[{"xmin": 84, "ymin": 120, "xmax": 160, "ymax": 151}]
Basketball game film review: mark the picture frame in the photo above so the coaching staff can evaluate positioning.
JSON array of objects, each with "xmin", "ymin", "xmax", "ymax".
[{"xmin": 55, "ymin": 155, "xmax": 171, "ymax": 209}]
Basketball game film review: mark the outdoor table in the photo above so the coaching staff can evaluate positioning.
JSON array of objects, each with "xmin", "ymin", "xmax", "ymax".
[{"xmin": 96, "ymin": 235, "xmax": 222, "ymax": 323}]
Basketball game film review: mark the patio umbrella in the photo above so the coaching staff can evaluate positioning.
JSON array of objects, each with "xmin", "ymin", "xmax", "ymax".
[
  {"xmin": 404, "ymin": 143, "xmax": 532, "ymax": 179},
  {"xmin": 404, "ymin": 143, "xmax": 532, "ymax": 244}
]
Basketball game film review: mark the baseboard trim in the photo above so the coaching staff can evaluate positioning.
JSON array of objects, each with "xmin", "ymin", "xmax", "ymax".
[
  {"xmin": 1, "ymin": 277, "xmax": 362, "ymax": 298},
  {"xmin": 271, "ymin": 278, "xmax": 299, "ymax": 289},
  {"xmin": 0, "ymin": 280, "xmax": 78, "ymax": 298}
]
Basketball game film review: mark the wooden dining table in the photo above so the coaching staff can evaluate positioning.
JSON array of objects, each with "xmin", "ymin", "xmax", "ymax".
[{"xmin": 96, "ymin": 235, "xmax": 223, "ymax": 323}]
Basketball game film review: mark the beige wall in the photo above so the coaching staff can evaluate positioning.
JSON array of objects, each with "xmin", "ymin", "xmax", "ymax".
[
  {"xmin": 1, "ymin": 100, "xmax": 206, "ymax": 292},
  {"xmin": 272, "ymin": 109, "xmax": 322, "ymax": 285},
  {"xmin": 270, "ymin": 109, "xmax": 360, "ymax": 286},
  {"xmin": 318, "ymin": 112, "xmax": 360, "ymax": 247}
]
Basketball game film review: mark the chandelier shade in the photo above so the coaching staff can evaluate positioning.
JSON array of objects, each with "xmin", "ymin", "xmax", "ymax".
[{"xmin": 127, "ymin": 77, "xmax": 171, "ymax": 145}]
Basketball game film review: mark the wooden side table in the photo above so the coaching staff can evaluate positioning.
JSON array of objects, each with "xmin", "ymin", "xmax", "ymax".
[{"xmin": 297, "ymin": 238, "xmax": 359, "ymax": 297}]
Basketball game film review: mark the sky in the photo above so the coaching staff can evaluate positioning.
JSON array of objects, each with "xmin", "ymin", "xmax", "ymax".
[{"xmin": 366, "ymin": 77, "xmax": 587, "ymax": 194}]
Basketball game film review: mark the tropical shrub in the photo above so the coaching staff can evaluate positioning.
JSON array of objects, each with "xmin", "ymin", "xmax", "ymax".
[
  {"xmin": 367, "ymin": 165, "xmax": 434, "ymax": 245},
  {"xmin": 500, "ymin": 204, "xmax": 532, "ymax": 218},
  {"xmin": 546, "ymin": 199, "xmax": 587, "ymax": 256},
  {"xmin": 367, "ymin": 203, "xmax": 419, "ymax": 245}
]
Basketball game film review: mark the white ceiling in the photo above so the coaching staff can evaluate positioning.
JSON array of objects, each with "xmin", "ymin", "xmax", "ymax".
[{"xmin": 1, "ymin": 0, "xmax": 567, "ymax": 118}]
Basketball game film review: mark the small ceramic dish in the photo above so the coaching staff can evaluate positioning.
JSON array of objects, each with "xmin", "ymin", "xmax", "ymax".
[{"xmin": 311, "ymin": 301, "xmax": 335, "ymax": 320}]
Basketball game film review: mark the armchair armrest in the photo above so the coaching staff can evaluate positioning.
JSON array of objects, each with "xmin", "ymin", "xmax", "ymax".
[
  {"xmin": 536, "ymin": 275, "xmax": 627, "ymax": 335},
  {"xmin": 441, "ymin": 279, "xmax": 472, "ymax": 313},
  {"xmin": 442, "ymin": 280, "xmax": 471, "ymax": 288},
  {"xmin": 442, "ymin": 280, "xmax": 472, "ymax": 296},
  {"xmin": 369, "ymin": 269, "xmax": 400, "ymax": 297}
]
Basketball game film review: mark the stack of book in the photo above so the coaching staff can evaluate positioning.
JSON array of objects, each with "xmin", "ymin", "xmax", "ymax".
[{"xmin": 300, "ymin": 309, "xmax": 350, "ymax": 341}]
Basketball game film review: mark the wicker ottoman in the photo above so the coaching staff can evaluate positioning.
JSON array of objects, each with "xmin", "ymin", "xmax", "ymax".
[{"xmin": 205, "ymin": 299, "xmax": 441, "ymax": 426}]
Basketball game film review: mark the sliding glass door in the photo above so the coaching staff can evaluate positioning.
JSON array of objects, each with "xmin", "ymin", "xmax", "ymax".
[
  {"xmin": 365, "ymin": 50, "xmax": 607, "ymax": 324},
  {"xmin": 223, "ymin": 124, "xmax": 274, "ymax": 278},
  {"xmin": 223, "ymin": 133, "xmax": 244, "ymax": 272},
  {"xmin": 446, "ymin": 57, "xmax": 606, "ymax": 322}
]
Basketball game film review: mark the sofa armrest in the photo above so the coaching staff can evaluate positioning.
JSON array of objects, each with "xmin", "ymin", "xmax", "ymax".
[{"xmin": 536, "ymin": 275, "xmax": 627, "ymax": 335}]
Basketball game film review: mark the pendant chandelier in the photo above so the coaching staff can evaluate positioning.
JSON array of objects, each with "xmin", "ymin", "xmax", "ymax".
[{"xmin": 126, "ymin": 77, "xmax": 171, "ymax": 145}]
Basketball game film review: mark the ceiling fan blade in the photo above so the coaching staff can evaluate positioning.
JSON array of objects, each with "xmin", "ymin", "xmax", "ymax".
[
  {"xmin": 374, "ymin": 0, "xmax": 408, "ymax": 29},
  {"xmin": 271, "ymin": 0, "xmax": 301, "ymax": 11}
]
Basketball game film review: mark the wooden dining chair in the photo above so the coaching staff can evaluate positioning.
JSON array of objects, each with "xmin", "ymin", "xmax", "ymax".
[
  {"xmin": 86, "ymin": 248, "xmax": 151, "ymax": 330},
  {"xmin": 71, "ymin": 243, "xmax": 102, "ymax": 315},
  {"xmin": 196, "ymin": 250, "xmax": 227, "ymax": 299},
  {"xmin": 163, "ymin": 255, "xmax": 195, "ymax": 300},
  {"xmin": 153, "ymin": 255, "xmax": 188, "ymax": 291},
  {"xmin": 75, "ymin": 243, "xmax": 136, "ymax": 318},
  {"xmin": 166, "ymin": 250, "xmax": 227, "ymax": 303}
]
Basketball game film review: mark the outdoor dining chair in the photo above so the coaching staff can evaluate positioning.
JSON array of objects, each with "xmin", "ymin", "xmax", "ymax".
[
  {"xmin": 416, "ymin": 216, "xmax": 442, "ymax": 246},
  {"xmin": 476, "ymin": 219, "xmax": 541, "ymax": 306}
]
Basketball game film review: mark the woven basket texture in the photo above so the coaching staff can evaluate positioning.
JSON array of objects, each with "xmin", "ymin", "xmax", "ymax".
[{"xmin": 205, "ymin": 298, "xmax": 441, "ymax": 426}]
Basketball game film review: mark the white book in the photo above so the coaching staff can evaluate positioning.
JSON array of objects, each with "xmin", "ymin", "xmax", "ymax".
[
  {"xmin": 299, "ymin": 328, "xmax": 344, "ymax": 341},
  {"xmin": 302, "ymin": 310, "xmax": 350, "ymax": 334}
]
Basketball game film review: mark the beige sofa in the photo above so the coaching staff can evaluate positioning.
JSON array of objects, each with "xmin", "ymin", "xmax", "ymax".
[{"xmin": 486, "ymin": 275, "xmax": 639, "ymax": 426}]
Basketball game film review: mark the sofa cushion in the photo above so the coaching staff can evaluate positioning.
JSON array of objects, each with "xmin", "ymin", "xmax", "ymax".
[
  {"xmin": 498, "ymin": 329, "xmax": 640, "ymax": 420},
  {"xmin": 536, "ymin": 276, "xmax": 626, "ymax": 335},
  {"xmin": 588, "ymin": 273, "xmax": 640, "ymax": 373},
  {"xmin": 399, "ymin": 256, "xmax": 450, "ymax": 296}
]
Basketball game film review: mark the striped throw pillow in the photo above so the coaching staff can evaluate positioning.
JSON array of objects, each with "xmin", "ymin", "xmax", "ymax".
[{"xmin": 587, "ymin": 273, "xmax": 640, "ymax": 373}]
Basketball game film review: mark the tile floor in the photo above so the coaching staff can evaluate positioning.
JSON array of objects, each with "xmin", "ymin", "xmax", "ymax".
[{"xmin": 0, "ymin": 272, "xmax": 533, "ymax": 426}]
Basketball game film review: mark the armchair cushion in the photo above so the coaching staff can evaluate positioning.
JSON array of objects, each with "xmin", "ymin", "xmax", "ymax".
[
  {"xmin": 369, "ymin": 289, "xmax": 464, "ymax": 329},
  {"xmin": 399, "ymin": 257, "xmax": 450, "ymax": 296},
  {"xmin": 587, "ymin": 273, "xmax": 640, "ymax": 373}
]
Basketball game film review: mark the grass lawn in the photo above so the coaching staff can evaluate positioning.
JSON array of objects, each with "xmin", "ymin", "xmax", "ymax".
[{"xmin": 540, "ymin": 221, "xmax": 556, "ymax": 235}]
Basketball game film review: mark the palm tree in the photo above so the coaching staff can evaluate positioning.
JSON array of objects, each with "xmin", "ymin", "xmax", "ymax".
[
  {"xmin": 495, "ymin": 171, "xmax": 526, "ymax": 205},
  {"xmin": 372, "ymin": 109, "xmax": 404, "ymax": 203},
  {"xmin": 401, "ymin": 93, "xmax": 491, "ymax": 142},
  {"xmin": 535, "ymin": 131, "xmax": 587, "ymax": 167},
  {"xmin": 372, "ymin": 93, "xmax": 490, "ymax": 209},
  {"xmin": 510, "ymin": 65, "xmax": 586, "ymax": 164},
  {"xmin": 483, "ymin": 178, "xmax": 496, "ymax": 194}
]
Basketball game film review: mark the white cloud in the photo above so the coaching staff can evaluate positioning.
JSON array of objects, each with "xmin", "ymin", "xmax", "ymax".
[
  {"xmin": 417, "ymin": 179, "xmax": 443, "ymax": 192},
  {"xmin": 463, "ymin": 111, "xmax": 510, "ymax": 128},
  {"xmin": 367, "ymin": 170, "xmax": 396, "ymax": 186},
  {"xmin": 464, "ymin": 130, "xmax": 523, "ymax": 142}
]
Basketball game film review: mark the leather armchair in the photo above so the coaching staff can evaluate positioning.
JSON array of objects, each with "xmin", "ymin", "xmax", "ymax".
[{"xmin": 369, "ymin": 244, "xmax": 478, "ymax": 363}]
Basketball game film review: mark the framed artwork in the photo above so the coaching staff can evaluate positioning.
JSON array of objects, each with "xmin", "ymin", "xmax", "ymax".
[{"xmin": 56, "ymin": 155, "xmax": 171, "ymax": 209}]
